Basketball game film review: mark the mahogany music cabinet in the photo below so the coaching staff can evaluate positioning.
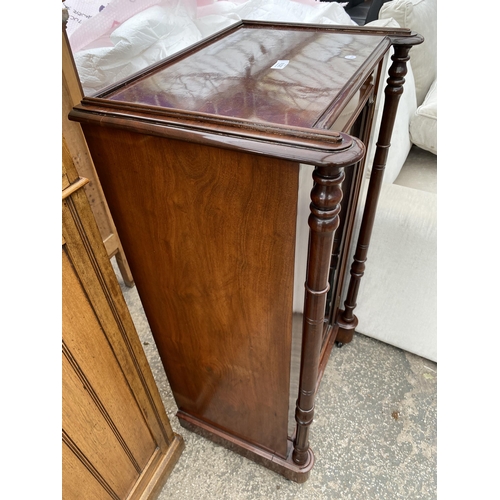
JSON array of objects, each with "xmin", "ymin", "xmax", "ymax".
[{"xmin": 69, "ymin": 21, "xmax": 422, "ymax": 482}]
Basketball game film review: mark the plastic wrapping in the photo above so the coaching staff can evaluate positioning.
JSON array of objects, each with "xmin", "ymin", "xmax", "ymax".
[{"xmin": 63, "ymin": 0, "xmax": 355, "ymax": 95}]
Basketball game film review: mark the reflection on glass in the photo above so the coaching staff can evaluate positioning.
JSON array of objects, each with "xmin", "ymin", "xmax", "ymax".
[{"xmin": 107, "ymin": 28, "xmax": 384, "ymax": 129}]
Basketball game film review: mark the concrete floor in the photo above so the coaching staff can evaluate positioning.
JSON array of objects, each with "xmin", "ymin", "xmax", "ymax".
[
  {"xmin": 111, "ymin": 147, "xmax": 437, "ymax": 499},
  {"xmin": 394, "ymin": 145, "xmax": 437, "ymax": 194}
]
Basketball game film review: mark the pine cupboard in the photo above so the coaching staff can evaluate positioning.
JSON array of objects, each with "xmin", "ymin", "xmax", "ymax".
[
  {"xmin": 62, "ymin": 14, "xmax": 134, "ymax": 287},
  {"xmin": 62, "ymin": 138, "xmax": 184, "ymax": 499}
]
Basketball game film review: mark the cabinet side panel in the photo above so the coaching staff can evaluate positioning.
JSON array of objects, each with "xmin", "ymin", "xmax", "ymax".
[{"xmin": 82, "ymin": 126, "xmax": 298, "ymax": 457}]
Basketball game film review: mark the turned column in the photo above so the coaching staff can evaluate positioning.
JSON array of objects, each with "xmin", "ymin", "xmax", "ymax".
[
  {"xmin": 336, "ymin": 37, "xmax": 423, "ymax": 345},
  {"xmin": 290, "ymin": 124, "xmax": 365, "ymax": 468},
  {"xmin": 293, "ymin": 164, "xmax": 344, "ymax": 465}
]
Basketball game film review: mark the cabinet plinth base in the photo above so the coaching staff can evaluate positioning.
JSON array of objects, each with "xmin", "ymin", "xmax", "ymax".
[
  {"xmin": 130, "ymin": 434, "xmax": 185, "ymax": 499},
  {"xmin": 177, "ymin": 411, "xmax": 315, "ymax": 483}
]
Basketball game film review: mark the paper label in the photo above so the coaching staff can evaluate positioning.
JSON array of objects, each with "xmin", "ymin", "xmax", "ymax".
[{"xmin": 271, "ymin": 60, "xmax": 290, "ymax": 69}]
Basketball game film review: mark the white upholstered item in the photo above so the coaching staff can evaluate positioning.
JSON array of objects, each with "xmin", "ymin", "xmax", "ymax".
[
  {"xmin": 410, "ymin": 79, "xmax": 437, "ymax": 154},
  {"xmin": 348, "ymin": 0, "xmax": 437, "ymax": 361},
  {"xmin": 286, "ymin": 2, "xmax": 439, "ymax": 362},
  {"xmin": 353, "ymin": 182, "xmax": 437, "ymax": 362},
  {"xmin": 379, "ymin": 0, "xmax": 437, "ymax": 107}
]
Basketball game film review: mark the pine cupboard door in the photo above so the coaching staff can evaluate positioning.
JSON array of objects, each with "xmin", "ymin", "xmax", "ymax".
[
  {"xmin": 62, "ymin": 22, "xmax": 134, "ymax": 287},
  {"xmin": 62, "ymin": 141, "xmax": 184, "ymax": 500}
]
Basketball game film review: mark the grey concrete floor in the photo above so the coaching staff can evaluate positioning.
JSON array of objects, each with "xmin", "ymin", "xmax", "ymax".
[
  {"xmin": 112, "ymin": 286, "xmax": 436, "ymax": 499},
  {"xmin": 111, "ymin": 146, "xmax": 437, "ymax": 499}
]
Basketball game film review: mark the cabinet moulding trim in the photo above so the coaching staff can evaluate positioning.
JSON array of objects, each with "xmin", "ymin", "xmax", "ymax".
[
  {"xmin": 64, "ymin": 194, "xmax": 172, "ymax": 445},
  {"xmin": 62, "ymin": 430, "xmax": 121, "ymax": 500},
  {"xmin": 62, "ymin": 176, "xmax": 89, "ymax": 200},
  {"xmin": 63, "ymin": 341, "xmax": 143, "ymax": 474}
]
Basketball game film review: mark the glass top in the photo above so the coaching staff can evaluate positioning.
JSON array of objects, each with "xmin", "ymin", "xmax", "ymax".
[{"xmin": 106, "ymin": 26, "xmax": 385, "ymax": 129}]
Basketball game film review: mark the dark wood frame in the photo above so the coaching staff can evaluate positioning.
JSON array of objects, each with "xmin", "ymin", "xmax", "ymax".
[{"xmin": 68, "ymin": 21, "xmax": 422, "ymax": 482}]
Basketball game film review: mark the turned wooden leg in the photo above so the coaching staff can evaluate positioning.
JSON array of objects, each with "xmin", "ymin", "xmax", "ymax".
[
  {"xmin": 292, "ymin": 164, "xmax": 345, "ymax": 466},
  {"xmin": 336, "ymin": 42, "xmax": 418, "ymax": 345}
]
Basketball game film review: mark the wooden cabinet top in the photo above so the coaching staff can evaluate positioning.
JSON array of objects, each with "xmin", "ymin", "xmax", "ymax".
[
  {"xmin": 104, "ymin": 23, "xmax": 387, "ymax": 128},
  {"xmin": 69, "ymin": 21, "xmax": 419, "ymax": 166}
]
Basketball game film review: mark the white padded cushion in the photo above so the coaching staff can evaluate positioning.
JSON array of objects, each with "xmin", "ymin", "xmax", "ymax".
[
  {"xmin": 379, "ymin": 0, "xmax": 437, "ymax": 107},
  {"xmin": 410, "ymin": 79, "xmax": 437, "ymax": 154},
  {"xmin": 346, "ymin": 182, "xmax": 437, "ymax": 361}
]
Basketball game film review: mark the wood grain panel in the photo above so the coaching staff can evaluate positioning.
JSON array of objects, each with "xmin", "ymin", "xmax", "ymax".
[
  {"xmin": 62, "ymin": 111, "xmax": 183, "ymax": 498},
  {"xmin": 62, "ymin": 190, "xmax": 176, "ymax": 451},
  {"xmin": 82, "ymin": 126, "xmax": 299, "ymax": 457},
  {"xmin": 62, "ymin": 248, "xmax": 157, "ymax": 471},
  {"xmin": 63, "ymin": 440, "xmax": 114, "ymax": 500},
  {"xmin": 62, "ymin": 352, "xmax": 139, "ymax": 498}
]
